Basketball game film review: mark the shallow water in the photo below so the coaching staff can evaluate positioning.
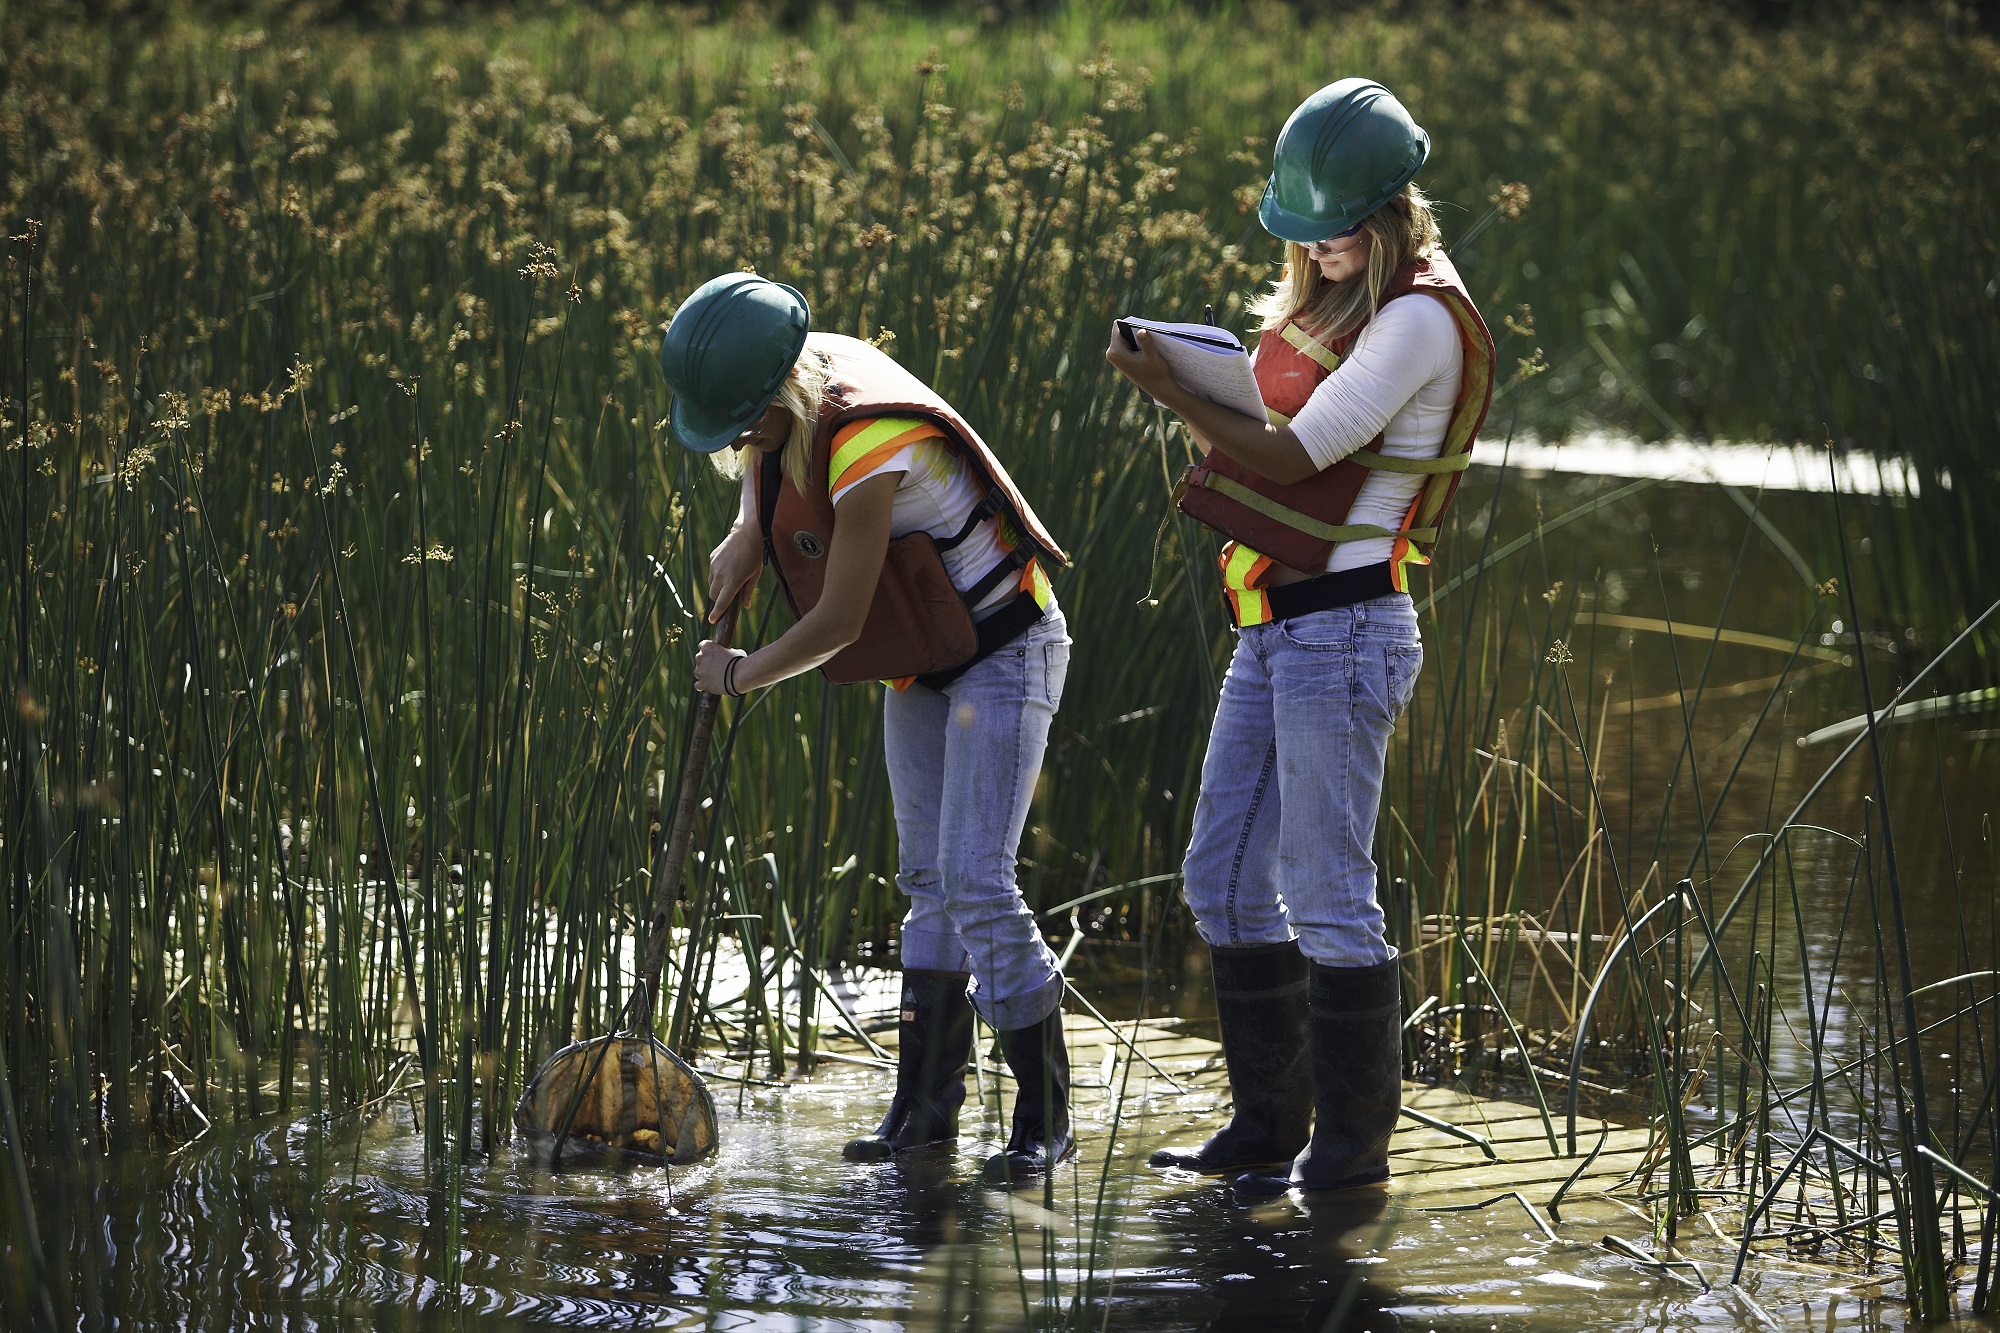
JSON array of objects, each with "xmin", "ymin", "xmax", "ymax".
[
  {"xmin": 72, "ymin": 1060, "xmax": 1994, "ymax": 1331},
  {"xmin": 35, "ymin": 466, "xmax": 2000, "ymax": 1330}
]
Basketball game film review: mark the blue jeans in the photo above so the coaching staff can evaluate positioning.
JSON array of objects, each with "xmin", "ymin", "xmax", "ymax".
[
  {"xmin": 884, "ymin": 607, "xmax": 1071, "ymax": 1030},
  {"xmin": 1181, "ymin": 595, "xmax": 1423, "ymax": 968}
]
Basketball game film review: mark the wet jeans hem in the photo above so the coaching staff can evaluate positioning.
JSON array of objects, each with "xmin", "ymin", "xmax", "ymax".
[{"xmin": 970, "ymin": 969, "xmax": 1065, "ymax": 1031}]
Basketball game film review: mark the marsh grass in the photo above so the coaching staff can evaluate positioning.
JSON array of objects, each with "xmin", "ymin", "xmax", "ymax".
[{"xmin": 1, "ymin": 1, "xmax": 1997, "ymax": 1326}]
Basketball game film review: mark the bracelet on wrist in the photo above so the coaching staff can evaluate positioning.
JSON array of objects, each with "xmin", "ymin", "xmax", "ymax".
[{"xmin": 724, "ymin": 653, "xmax": 745, "ymax": 697}]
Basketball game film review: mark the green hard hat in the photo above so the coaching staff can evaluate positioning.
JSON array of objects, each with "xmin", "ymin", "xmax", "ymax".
[
  {"xmin": 659, "ymin": 272, "xmax": 811, "ymax": 453},
  {"xmin": 1259, "ymin": 79, "xmax": 1431, "ymax": 244}
]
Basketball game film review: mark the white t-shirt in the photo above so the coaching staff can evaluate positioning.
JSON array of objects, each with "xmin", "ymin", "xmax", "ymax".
[
  {"xmin": 1266, "ymin": 292, "xmax": 1464, "ymax": 573},
  {"xmin": 828, "ymin": 419, "xmax": 1021, "ymax": 615}
]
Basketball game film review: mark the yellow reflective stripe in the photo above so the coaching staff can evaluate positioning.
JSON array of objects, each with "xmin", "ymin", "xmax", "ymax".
[
  {"xmin": 1024, "ymin": 559, "xmax": 1053, "ymax": 608},
  {"xmin": 827, "ymin": 417, "xmax": 913, "ymax": 487},
  {"xmin": 830, "ymin": 440, "xmax": 913, "ymax": 497},
  {"xmin": 1220, "ymin": 541, "xmax": 1270, "ymax": 590},
  {"xmin": 1231, "ymin": 588, "xmax": 1271, "ymax": 627},
  {"xmin": 1346, "ymin": 450, "xmax": 1474, "ymax": 475},
  {"xmin": 827, "ymin": 417, "xmax": 940, "ymax": 493},
  {"xmin": 1281, "ymin": 322, "xmax": 1341, "ymax": 372},
  {"xmin": 1389, "ymin": 496, "xmax": 1430, "ymax": 593},
  {"xmin": 1393, "ymin": 542, "xmax": 1430, "ymax": 591},
  {"xmin": 1219, "ymin": 541, "xmax": 1275, "ymax": 628},
  {"xmin": 1198, "ymin": 471, "xmax": 1436, "ymax": 544}
]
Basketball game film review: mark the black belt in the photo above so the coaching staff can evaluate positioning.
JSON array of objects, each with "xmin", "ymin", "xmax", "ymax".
[
  {"xmin": 1260, "ymin": 561, "xmax": 1397, "ymax": 624},
  {"xmin": 916, "ymin": 592, "xmax": 1047, "ymax": 691}
]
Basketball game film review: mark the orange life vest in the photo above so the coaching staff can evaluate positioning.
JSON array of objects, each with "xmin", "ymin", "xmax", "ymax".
[
  {"xmin": 753, "ymin": 334, "xmax": 1067, "ymax": 686},
  {"xmin": 1174, "ymin": 253, "xmax": 1495, "ymax": 626}
]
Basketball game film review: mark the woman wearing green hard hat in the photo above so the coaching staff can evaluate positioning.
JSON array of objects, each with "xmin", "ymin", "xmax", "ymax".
[
  {"xmin": 659, "ymin": 272, "xmax": 1078, "ymax": 1185},
  {"xmin": 1106, "ymin": 79, "xmax": 1496, "ymax": 1193}
]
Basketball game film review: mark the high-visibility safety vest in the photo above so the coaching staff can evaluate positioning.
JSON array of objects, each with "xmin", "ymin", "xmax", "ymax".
[
  {"xmin": 1175, "ymin": 253, "xmax": 1495, "ymax": 628},
  {"xmin": 753, "ymin": 333, "xmax": 1068, "ymax": 686}
]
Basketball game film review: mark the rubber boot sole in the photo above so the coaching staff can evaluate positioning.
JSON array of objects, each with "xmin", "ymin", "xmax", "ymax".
[
  {"xmin": 843, "ymin": 1132, "xmax": 958, "ymax": 1163},
  {"xmin": 1147, "ymin": 1149, "xmax": 1295, "ymax": 1177},
  {"xmin": 1230, "ymin": 1169, "xmax": 1389, "ymax": 1204}
]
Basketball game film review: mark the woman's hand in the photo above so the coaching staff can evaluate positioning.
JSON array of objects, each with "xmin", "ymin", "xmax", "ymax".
[
  {"xmin": 1103, "ymin": 324, "xmax": 1183, "ymax": 403},
  {"xmin": 707, "ymin": 523, "xmax": 763, "ymax": 624},
  {"xmin": 1106, "ymin": 317, "xmax": 1318, "ymax": 485},
  {"xmin": 693, "ymin": 639, "xmax": 746, "ymax": 697}
]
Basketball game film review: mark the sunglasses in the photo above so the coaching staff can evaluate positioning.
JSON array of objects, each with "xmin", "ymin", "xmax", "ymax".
[{"xmin": 1306, "ymin": 220, "xmax": 1367, "ymax": 252}]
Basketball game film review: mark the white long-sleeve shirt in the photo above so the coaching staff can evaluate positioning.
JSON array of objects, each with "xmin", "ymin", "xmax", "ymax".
[{"xmin": 1268, "ymin": 292, "xmax": 1464, "ymax": 572}]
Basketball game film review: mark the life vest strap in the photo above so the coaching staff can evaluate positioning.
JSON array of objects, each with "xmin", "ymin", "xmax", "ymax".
[
  {"xmin": 960, "ymin": 543, "xmax": 1032, "ymax": 609},
  {"xmin": 934, "ymin": 487, "xmax": 1003, "ymax": 554},
  {"xmin": 1346, "ymin": 450, "xmax": 1473, "ymax": 476},
  {"xmin": 1196, "ymin": 469, "xmax": 1438, "ymax": 545},
  {"xmin": 1280, "ymin": 322, "xmax": 1342, "ymax": 372},
  {"xmin": 757, "ymin": 450, "xmax": 791, "ymax": 608}
]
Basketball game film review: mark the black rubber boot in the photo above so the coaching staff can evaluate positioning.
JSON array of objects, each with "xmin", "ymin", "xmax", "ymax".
[
  {"xmin": 1149, "ymin": 940, "xmax": 1311, "ymax": 1175},
  {"xmin": 1236, "ymin": 957, "xmax": 1402, "ymax": 1198},
  {"xmin": 843, "ymin": 969, "xmax": 974, "ymax": 1162},
  {"xmin": 982, "ymin": 1010, "xmax": 1075, "ymax": 1186}
]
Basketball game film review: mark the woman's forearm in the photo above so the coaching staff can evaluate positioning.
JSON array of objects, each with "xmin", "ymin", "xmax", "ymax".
[
  {"xmin": 733, "ymin": 601, "xmax": 866, "ymax": 689},
  {"xmin": 734, "ymin": 469, "xmax": 756, "ymax": 534},
  {"xmin": 1155, "ymin": 383, "xmax": 1319, "ymax": 485}
]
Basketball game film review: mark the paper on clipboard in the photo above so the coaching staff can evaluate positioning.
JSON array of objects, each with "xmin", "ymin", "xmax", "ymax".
[{"xmin": 1117, "ymin": 317, "xmax": 1267, "ymax": 421}]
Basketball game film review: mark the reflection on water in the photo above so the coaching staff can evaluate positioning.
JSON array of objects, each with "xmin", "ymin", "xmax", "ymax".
[
  {"xmin": 71, "ymin": 1058, "xmax": 1987, "ymax": 1330},
  {"xmin": 1484, "ymin": 435, "xmax": 1924, "ymax": 496}
]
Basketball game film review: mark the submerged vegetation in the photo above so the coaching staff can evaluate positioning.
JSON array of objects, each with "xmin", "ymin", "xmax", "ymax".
[{"xmin": 1, "ymin": 0, "xmax": 1996, "ymax": 1325}]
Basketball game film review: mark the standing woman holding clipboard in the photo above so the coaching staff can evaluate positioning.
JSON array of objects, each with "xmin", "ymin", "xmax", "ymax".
[
  {"xmin": 660, "ymin": 274, "xmax": 1077, "ymax": 1185},
  {"xmin": 1106, "ymin": 80, "xmax": 1495, "ymax": 1193}
]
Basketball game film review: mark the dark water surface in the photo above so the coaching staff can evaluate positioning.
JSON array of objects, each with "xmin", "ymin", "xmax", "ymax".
[{"xmin": 78, "ymin": 1065, "xmax": 1983, "ymax": 1331}]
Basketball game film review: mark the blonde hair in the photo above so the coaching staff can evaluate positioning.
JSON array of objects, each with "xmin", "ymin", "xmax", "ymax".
[
  {"xmin": 707, "ymin": 343, "xmax": 830, "ymax": 491},
  {"xmin": 1249, "ymin": 183, "xmax": 1442, "ymax": 344}
]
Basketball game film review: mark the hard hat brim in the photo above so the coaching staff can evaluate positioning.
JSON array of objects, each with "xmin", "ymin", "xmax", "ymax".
[
  {"xmin": 1259, "ymin": 180, "xmax": 1362, "ymax": 245},
  {"xmin": 670, "ymin": 395, "xmax": 773, "ymax": 455}
]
